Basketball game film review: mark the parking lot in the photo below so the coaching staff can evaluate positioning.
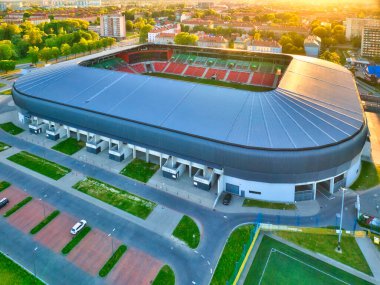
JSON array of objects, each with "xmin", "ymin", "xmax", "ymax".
[{"xmin": 0, "ymin": 186, "xmax": 28, "ymax": 215}]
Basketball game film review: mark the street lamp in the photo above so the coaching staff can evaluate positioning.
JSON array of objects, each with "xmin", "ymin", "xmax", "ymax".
[
  {"xmin": 337, "ymin": 187, "xmax": 347, "ymax": 253},
  {"xmin": 108, "ymin": 228, "xmax": 116, "ymax": 254},
  {"xmin": 38, "ymin": 198, "xmax": 46, "ymax": 218},
  {"xmin": 33, "ymin": 246, "xmax": 38, "ymax": 277}
]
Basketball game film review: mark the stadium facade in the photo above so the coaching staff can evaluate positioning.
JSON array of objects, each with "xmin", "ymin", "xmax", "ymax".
[{"xmin": 12, "ymin": 44, "xmax": 368, "ymax": 203}]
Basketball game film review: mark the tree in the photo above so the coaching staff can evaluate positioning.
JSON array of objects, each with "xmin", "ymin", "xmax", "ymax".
[
  {"xmin": 253, "ymin": 32, "xmax": 261, "ymax": 40},
  {"xmin": 51, "ymin": 46, "xmax": 60, "ymax": 61},
  {"xmin": 27, "ymin": 46, "xmax": 39, "ymax": 64},
  {"xmin": 0, "ymin": 60, "xmax": 15, "ymax": 73},
  {"xmin": 139, "ymin": 24, "xmax": 153, "ymax": 43},
  {"xmin": 319, "ymin": 50, "xmax": 341, "ymax": 65},
  {"xmin": 126, "ymin": 20, "xmax": 134, "ymax": 31},
  {"xmin": 71, "ymin": 43, "xmax": 81, "ymax": 57},
  {"xmin": 174, "ymin": 32, "xmax": 198, "ymax": 46},
  {"xmin": 38, "ymin": 47, "xmax": 53, "ymax": 63},
  {"xmin": 351, "ymin": 36, "xmax": 361, "ymax": 48},
  {"xmin": 242, "ymin": 16, "xmax": 250, "ymax": 22},
  {"xmin": 0, "ymin": 43, "xmax": 13, "ymax": 60},
  {"xmin": 60, "ymin": 43, "xmax": 71, "ymax": 59},
  {"xmin": 23, "ymin": 27, "xmax": 44, "ymax": 45},
  {"xmin": 312, "ymin": 26, "xmax": 329, "ymax": 38}
]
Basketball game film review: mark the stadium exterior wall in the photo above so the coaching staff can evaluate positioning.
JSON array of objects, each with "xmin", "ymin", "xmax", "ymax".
[{"xmin": 12, "ymin": 87, "xmax": 368, "ymax": 195}]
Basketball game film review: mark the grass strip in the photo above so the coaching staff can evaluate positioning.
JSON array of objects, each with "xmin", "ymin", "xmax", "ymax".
[
  {"xmin": 52, "ymin": 138, "xmax": 85, "ymax": 155},
  {"xmin": 350, "ymin": 161, "xmax": 380, "ymax": 190},
  {"xmin": 0, "ymin": 141, "xmax": 11, "ymax": 152},
  {"xmin": 0, "ymin": 122, "xmax": 24, "ymax": 135},
  {"xmin": 275, "ymin": 231, "xmax": 372, "ymax": 275},
  {"xmin": 152, "ymin": 265, "xmax": 175, "ymax": 285},
  {"xmin": 99, "ymin": 245, "xmax": 127, "ymax": 277},
  {"xmin": 119, "ymin": 158, "xmax": 159, "ymax": 183},
  {"xmin": 172, "ymin": 215, "xmax": 200, "ymax": 249},
  {"xmin": 7, "ymin": 151, "xmax": 71, "ymax": 180},
  {"xmin": 73, "ymin": 177, "xmax": 156, "ymax": 220},
  {"xmin": 61, "ymin": 226, "xmax": 91, "ymax": 255},
  {"xmin": 146, "ymin": 72, "xmax": 274, "ymax": 92},
  {"xmin": 243, "ymin": 199, "xmax": 296, "ymax": 210},
  {"xmin": 211, "ymin": 224, "xmax": 254, "ymax": 285},
  {"xmin": 0, "ymin": 89, "xmax": 11, "ymax": 95},
  {"xmin": 4, "ymin": 197, "xmax": 32, "ymax": 217},
  {"xmin": 30, "ymin": 210, "xmax": 60, "ymax": 235},
  {"xmin": 0, "ymin": 181, "xmax": 11, "ymax": 192},
  {"xmin": 0, "ymin": 252, "xmax": 44, "ymax": 285}
]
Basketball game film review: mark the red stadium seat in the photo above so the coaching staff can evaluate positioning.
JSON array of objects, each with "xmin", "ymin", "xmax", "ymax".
[{"xmin": 153, "ymin": 62, "xmax": 168, "ymax": 72}]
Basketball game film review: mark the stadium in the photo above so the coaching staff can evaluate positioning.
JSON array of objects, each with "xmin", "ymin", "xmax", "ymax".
[{"xmin": 12, "ymin": 44, "xmax": 367, "ymax": 203}]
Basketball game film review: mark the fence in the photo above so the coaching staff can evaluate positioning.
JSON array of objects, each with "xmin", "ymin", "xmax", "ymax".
[{"xmin": 226, "ymin": 224, "xmax": 261, "ymax": 285}]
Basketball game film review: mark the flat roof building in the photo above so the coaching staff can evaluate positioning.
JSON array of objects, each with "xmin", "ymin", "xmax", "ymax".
[
  {"xmin": 345, "ymin": 17, "xmax": 380, "ymax": 40},
  {"xmin": 361, "ymin": 26, "xmax": 380, "ymax": 58},
  {"xmin": 304, "ymin": 35, "xmax": 321, "ymax": 58},
  {"xmin": 100, "ymin": 14, "xmax": 126, "ymax": 39},
  {"xmin": 247, "ymin": 40, "xmax": 282, "ymax": 54}
]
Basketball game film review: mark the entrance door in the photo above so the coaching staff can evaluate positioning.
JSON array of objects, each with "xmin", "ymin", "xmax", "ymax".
[{"xmin": 226, "ymin": 183, "xmax": 239, "ymax": 195}]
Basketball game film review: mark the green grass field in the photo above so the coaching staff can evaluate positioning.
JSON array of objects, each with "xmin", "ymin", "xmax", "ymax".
[
  {"xmin": 0, "ymin": 141, "xmax": 10, "ymax": 152},
  {"xmin": 211, "ymin": 224, "xmax": 255, "ymax": 285},
  {"xmin": 350, "ymin": 161, "xmax": 380, "ymax": 190},
  {"xmin": 52, "ymin": 138, "xmax": 85, "ymax": 155},
  {"xmin": 0, "ymin": 181, "xmax": 11, "ymax": 192},
  {"xmin": 243, "ymin": 235, "xmax": 372, "ymax": 285},
  {"xmin": 146, "ymin": 73, "xmax": 273, "ymax": 92},
  {"xmin": 172, "ymin": 215, "xmax": 200, "ymax": 249},
  {"xmin": 0, "ymin": 89, "xmax": 12, "ymax": 95},
  {"xmin": 0, "ymin": 122, "xmax": 24, "ymax": 135},
  {"xmin": 0, "ymin": 252, "xmax": 44, "ymax": 285},
  {"xmin": 152, "ymin": 265, "xmax": 175, "ymax": 285},
  {"xmin": 275, "ymin": 231, "xmax": 372, "ymax": 275},
  {"xmin": 7, "ymin": 151, "xmax": 71, "ymax": 180},
  {"xmin": 120, "ymin": 158, "xmax": 159, "ymax": 183},
  {"xmin": 73, "ymin": 177, "xmax": 156, "ymax": 219},
  {"xmin": 243, "ymin": 199, "xmax": 296, "ymax": 210}
]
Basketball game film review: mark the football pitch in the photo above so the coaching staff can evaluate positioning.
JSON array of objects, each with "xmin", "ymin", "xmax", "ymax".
[{"xmin": 243, "ymin": 236, "xmax": 373, "ymax": 285}]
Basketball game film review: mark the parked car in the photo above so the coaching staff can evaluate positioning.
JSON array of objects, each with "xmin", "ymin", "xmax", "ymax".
[
  {"xmin": 0, "ymin": 197, "xmax": 9, "ymax": 209},
  {"xmin": 70, "ymin": 220, "xmax": 87, "ymax": 235},
  {"xmin": 222, "ymin": 193, "xmax": 232, "ymax": 205}
]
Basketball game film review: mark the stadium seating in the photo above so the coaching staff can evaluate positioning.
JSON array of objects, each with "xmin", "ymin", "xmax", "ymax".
[
  {"xmin": 227, "ymin": 71, "xmax": 250, "ymax": 84},
  {"xmin": 165, "ymin": 63, "xmax": 187, "ymax": 75},
  {"xmin": 131, "ymin": 63, "xmax": 146, "ymax": 73},
  {"xmin": 116, "ymin": 66, "xmax": 136, "ymax": 73},
  {"xmin": 262, "ymin": 73, "xmax": 276, "ymax": 87},
  {"xmin": 184, "ymin": 66, "xmax": 206, "ymax": 77},
  {"xmin": 251, "ymin": 72, "xmax": 265, "ymax": 85},
  {"xmin": 205, "ymin": 68, "xmax": 227, "ymax": 80},
  {"xmin": 153, "ymin": 62, "xmax": 168, "ymax": 72}
]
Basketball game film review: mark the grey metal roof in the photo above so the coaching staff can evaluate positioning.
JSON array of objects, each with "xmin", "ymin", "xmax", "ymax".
[{"xmin": 14, "ymin": 52, "xmax": 364, "ymax": 150}]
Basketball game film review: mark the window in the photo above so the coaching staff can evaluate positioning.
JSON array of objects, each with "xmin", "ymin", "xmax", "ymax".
[{"xmin": 249, "ymin": 190, "xmax": 261, "ymax": 195}]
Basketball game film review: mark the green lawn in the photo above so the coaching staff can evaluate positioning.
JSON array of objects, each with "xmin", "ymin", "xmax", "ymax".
[
  {"xmin": 120, "ymin": 158, "xmax": 159, "ymax": 183},
  {"xmin": 275, "ymin": 231, "xmax": 372, "ymax": 275},
  {"xmin": 0, "ymin": 141, "xmax": 11, "ymax": 152},
  {"xmin": 0, "ymin": 252, "xmax": 44, "ymax": 285},
  {"xmin": 30, "ymin": 210, "xmax": 60, "ymax": 235},
  {"xmin": 7, "ymin": 151, "xmax": 71, "ymax": 180},
  {"xmin": 0, "ymin": 122, "xmax": 24, "ymax": 135},
  {"xmin": 0, "ymin": 83, "xmax": 6, "ymax": 88},
  {"xmin": 72, "ymin": 177, "xmax": 156, "ymax": 220},
  {"xmin": 146, "ymin": 72, "xmax": 273, "ymax": 92},
  {"xmin": 211, "ymin": 224, "xmax": 255, "ymax": 285},
  {"xmin": 152, "ymin": 265, "xmax": 175, "ymax": 285},
  {"xmin": 243, "ymin": 199, "xmax": 296, "ymax": 210},
  {"xmin": 0, "ymin": 89, "xmax": 11, "ymax": 95},
  {"xmin": 99, "ymin": 245, "xmax": 127, "ymax": 277},
  {"xmin": 15, "ymin": 56, "xmax": 32, "ymax": 65},
  {"xmin": 0, "ymin": 181, "xmax": 11, "ymax": 192},
  {"xmin": 172, "ymin": 215, "xmax": 200, "ymax": 249},
  {"xmin": 52, "ymin": 138, "xmax": 85, "ymax": 155},
  {"xmin": 4, "ymin": 197, "xmax": 32, "ymax": 217},
  {"xmin": 244, "ymin": 235, "xmax": 372, "ymax": 285},
  {"xmin": 350, "ymin": 161, "xmax": 380, "ymax": 190}
]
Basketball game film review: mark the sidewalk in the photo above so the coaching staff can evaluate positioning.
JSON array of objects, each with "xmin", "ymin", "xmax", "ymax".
[{"xmin": 356, "ymin": 237, "xmax": 380, "ymax": 281}]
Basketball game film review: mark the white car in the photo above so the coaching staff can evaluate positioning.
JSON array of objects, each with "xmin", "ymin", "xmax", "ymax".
[{"xmin": 70, "ymin": 220, "xmax": 87, "ymax": 235}]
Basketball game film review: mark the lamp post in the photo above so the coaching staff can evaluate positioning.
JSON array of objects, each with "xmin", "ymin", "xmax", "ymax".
[
  {"xmin": 337, "ymin": 187, "xmax": 347, "ymax": 252},
  {"xmin": 108, "ymin": 228, "xmax": 115, "ymax": 254},
  {"xmin": 38, "ymin": 198, "xmax": 46, "ymax": 218},
  {"xmin": 33, "ymin": 246, "xmax": 38, "ymax": 277}
]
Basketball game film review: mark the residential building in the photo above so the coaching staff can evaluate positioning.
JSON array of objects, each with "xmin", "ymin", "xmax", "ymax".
[
  {"xmin": 154, "ymin": 33, "xmax": 176, "ymax": 45},
  {"xmin": 247, "ymin": 40, "xmax": 282, "ymax": 54},
  {"xmin": 197, "ymin": 34, "xmax": 228, "ymax": 49},
  {"xmin": 304, "ymin": 35, "xmax": 321, "ymax": 58},
  {"xmin": 361, "ymin": 26, "xmax": 380, "ymax": 58},
  {"xmin": 181, "ymin": 19, "xmax": 213, "ymax": 29},
  {"xmin": 148, "ymin": 23, "xmax": 180, "ymax": 43},
  {"xmin": 233, "ymin": 34, "xmax": 251, "ymax": 50},
  {"xmin": 100, "ymin": 14, "xmax": 126, "ymax": 39},
  {"xmin": 345, "ymin": 18, "xmax": 380, "ymax": 40}
]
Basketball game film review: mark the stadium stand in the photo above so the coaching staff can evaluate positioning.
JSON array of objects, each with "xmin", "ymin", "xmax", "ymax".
[
  {"xmin": 184, "ymin": 66, "xmax": 206, "ymax": 77},
  {"xmin": 116, "ymin": 66, "xmax": 136, "ymax": 73},
  {"xmin": 131, "ymin": 63, "xmax": 146, "ymax": 73},
  {"xmin": 262, "ymin": 73, "xmax": 276, "ymax": 87},
  {"xmin": 153, "ymin": 62, "xmax": 168, "ymax": 72},
  {"xmin": 165, "ymin": 62, "xmax": 188, "ymax": 75},
  {"xmin": 251, "ymin": 72, "xmax": 265, "ymax": 85},
  {"xmin": 205, "ymin": 68, "xmax": 228, "ymax": 80}
]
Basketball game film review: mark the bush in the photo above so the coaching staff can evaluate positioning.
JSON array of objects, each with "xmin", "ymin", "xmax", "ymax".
[
  {"xmin": 4, "ymin": 197, "xmax": 32, "ymax": 217},
  {"xmin": 61, "ymin": 226, "xmax": 91, "ymax": 254},
  {"xmin": 98, "ymin": 245, "xmax": 127, "ymax": 277},
  {"xmin": 30, "ymin": 210, "xmax": 60, "ymax": 234}
]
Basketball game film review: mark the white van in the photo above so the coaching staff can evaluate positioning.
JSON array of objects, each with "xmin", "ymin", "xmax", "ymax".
[{"xmin": 70, "ymin": 220, "xmax": 87, "ymax": 235}]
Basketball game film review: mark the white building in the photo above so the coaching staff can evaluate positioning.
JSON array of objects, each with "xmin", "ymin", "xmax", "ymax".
[
  {"xmin": 304, "ymin": 35, "xmax": 321, "ymax": 58},
  {"xmin": 345, "ymin": 18, "xmax": 380, "ymax": 40},
  {"xmin": 197, "ymin": 34, "xmax": 228, "ymax": 49},
  {"xmin": 361, "ymin": 26, "xmax": 380, "ymax": 58},
  {"xmin": 154, "ymin": 33, "xmax": 176, "ymax": 45},
  {"xmin": 148, "ymin": 23, "xmax": 180, "ymax": 43},
  {"xmin": 76, "ymin": 0, "xmax": 101, "ymax": 7},
  {"xmin": 100, "ymin": 14, "xmax": 126, "ymax": 39},
  {"xmin": 247, "ymin": 40, "xmax": 282, "ymax": 54}
]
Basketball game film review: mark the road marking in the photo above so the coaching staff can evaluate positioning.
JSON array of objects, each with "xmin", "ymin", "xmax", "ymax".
[
  {"xmin": 223, "ymin": 215, "xmax": 228, "ymax": 219},
  {"xmin": 192, "ymin": 281, "xmax": 196, "ymax": 284},
  {"xmin": 201, "ymin": 254, "xmax": 205, "ymax": 259},
  {"xmin": 194, "ymin": 250, "xmax": 198, "ymax": 254},
  {"xmin": 207, "ymin": 260, "xmax": 210, "ymax": 265},
  {"xmin": 210, "ymin": 268, "xmax": 213, "ymax": 274}
]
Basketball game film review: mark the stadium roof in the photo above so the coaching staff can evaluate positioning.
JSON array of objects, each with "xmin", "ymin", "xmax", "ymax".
[{"xmin": 14, "ymin": 51, "xmax": 364, "ymax": 150}]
